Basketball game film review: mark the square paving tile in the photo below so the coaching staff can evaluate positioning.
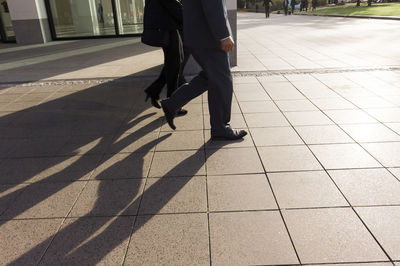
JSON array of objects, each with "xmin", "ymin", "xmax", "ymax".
[
  {"xmin": 105, "ymin": 131, "xmax": 159, "ymax": 154},
  {"xmin": 157, "ymin": 130, "xmax": 204, "ymax": 151},
  {"xmin": 2, "ymin": 181, "xmax": 85, "ymax": 219},
  {"xmin": 325, "ymin": 109, "xmax": 377, "ymax": 124},
  {"xmin": 310, "ymin": 143, "xmax": 381, "ymax": 170},
  {"xmin": 275, "ymin": 99, "xmax": 318, "ymax": 112},
  {"xmin": 365, "ymin": 108, "xmax": 400, "ymax": 123},
  {"xmin": 139, "ymin": 176, "xmax": 207, "ymax": 214},
  {"xmin": 258, "ymin": 145, "xmax": 322, "ymax": 172},
  {"xmin": 206, "ymin": 147, "xmax": 264, "ymax": 176},
  {"xmin": 149, "ymin": 150, "xmax": 206, "ymax": 178},
  {"xmin": 269, "ymin": 171, "xmax": 347, "ymax": 208},
  {"xmin": 209, "ymin": 211, "xmax": 299, "ymax": 265},
  {"xmin": 70, "ymin": 179, "xmax": 145, "ymax": 217},
  {"xmin": 41, "ymin": 217, "xmax": 134, "ymax": 265},
  {"xmin": 32, "ymin": 155, "xmax": 101, "ymax": 183},
  {"xmin": 239, "ymin": 101, "xmax": 279, "ymax": 113},
  {"xmin": 161, "ymin": 114, "xmax": 204, "ymax": 131},
  {"xmin": 389, "ymin": 168, "xmax": 400, "ymax": 179},
  {"xmin": 295, "ymin": 125, "xmax": 354, "ymax": 144},
  {"xmin": 0, "ymin": 219, "xmax": 63, "ymax": 265},
  {"xmin": 208, "ymin": 174, "xmax": 277, "ymax": 211},
  {"xmin": 204, "ymin": 113, "xmax": 247, "ymax": 129},
  {"xmin": 362, "ymin": 142, "xmax": 400, "ymax": 167},
  {"xmin": 205, "ymin": 129, "xmax": 254, "ymax": 149},
  {"xmin": 386, "ymin": 123, "xmax": 400, "ymax": 134},
  {"xmin": 235, "ymin": 91, "xmax": 271, "ymax": 102},
  {"xmin": 356, "ymin": 206, "xmax": 400, "ymax": 261},
  {"xmin": 283, "ymin": 208, "xmax": 388, "ymax": 264},
  {"xmin": 250, "ymin": 127, "xmax": 303, "ymax": 146},
  {"xmin": 341, "ymin": 124, "xmax": 400, "ymax": 143},
  {"xmin": 0, "ymin": 184, "xmax": 27, "ymax": 215},
  {"xmin": 329, "ymin": 169, "xmax": 400, "ymax": 206},
  {"xmin": 347, "ymin": 97, "xmax": 395, "ymax": 109},
  {"xmin": 311, "ymin": 98, "xmax": 356, "ymax": 110},
  {"xmin": 244, "ymin": 113, "xmax": 290, "ymax": 128},
  {"xmin": 92, "ymin": 152, "xmax": 153, "ymax": 179},
  {"xmin": 284, "ymin": 111, "xmax": 333, "ymax": 126},
  {"xmin": 125, "ymin": 213, "xmax": 209, "ymax": 265}
]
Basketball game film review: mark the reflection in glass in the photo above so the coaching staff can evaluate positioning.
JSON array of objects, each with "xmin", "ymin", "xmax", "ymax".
[
  {"xmin": 115, "ymin": 0, "xmax": 145, "ymax": 35},
  {"xmin": 48, "ymin": 0, "xmax": 116, "ymax": 38},
  {"xmin": 0, "ymin": 0, "xmax": 15, "ymax": 41}
]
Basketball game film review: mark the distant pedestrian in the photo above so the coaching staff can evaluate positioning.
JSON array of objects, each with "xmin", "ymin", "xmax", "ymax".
[
  {"xmin": 291, "ymin": 0, "xmax": 296, "ymax": 14},
  {"xmin": 283, "ymin": 0, "xmax": 289, "ymax": 15},
  {"xmin": 263, "ymin": 0, "xmax": 273, "ymax": 18},
  {"xmin": 312, "ymin": 0, "xmax": 317, "ymax": 10}
]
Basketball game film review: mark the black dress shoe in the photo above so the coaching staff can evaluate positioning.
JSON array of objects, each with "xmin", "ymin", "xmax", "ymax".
[
  {"xmin": 145, "ymin": 93, "xmax": 161, "ymax": 109},
  {"xmin": 161, "ymin": 100, "xmax": 176, "ymax": 130},
  {"xmin": 176, "ymin": 108, "xmax": 188, "ymax": 117},
  {"xmin": 211, "ymin": 129, "xmax": 247, "ymax": 140}
]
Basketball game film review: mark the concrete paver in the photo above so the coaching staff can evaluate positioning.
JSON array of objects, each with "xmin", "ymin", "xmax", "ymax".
[{"xmin": 1, "ymin": 12, "xmax": 400, "ymax": 265}]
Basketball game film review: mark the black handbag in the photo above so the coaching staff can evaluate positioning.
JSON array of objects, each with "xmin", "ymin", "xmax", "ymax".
[{"xmin": 141, "ymin": 28, "xmax": 170, "ymax": 47}]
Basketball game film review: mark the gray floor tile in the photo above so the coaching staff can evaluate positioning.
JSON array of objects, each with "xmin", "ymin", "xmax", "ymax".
[
  {"xmin": 157, "ymin": 130, "xmax": 204, "ymax": 151},
  {"xmin": 206, "ymin": 147, "xmax": 264, "ymax": 176},
  {"xmin": 341, "ymin": 124, "xmax": 400, "ymax": 143},
  {"xmin": 284, "ymin": 111, "xmax": 333, "ymax": 126},
  {"xmin": 92, "ymin": 152, "xmax": 153, "ymax": 180},
  {"xmin": 126, "ymin": 213, "xmax": 209, "ymax": 265},
  {"xmin": 208, "ymin": 174, "xmax": 277, "ymax": 211},
  {"xmin": 258, "ymin": 145, "xmax": 322, "ymax": 172},
  {"xmin": 362, "ymin": 142, "xmax": 400, "ymax": 167},
  {"xmin": 0, "ymin": 184, "xmax": 27, "ymax": 215},
  {"xmin": 139, "ymin": 176, "xmax": 207, "ymax": 214},
  {"xmin": 0, "ymin": 219, "xmax": 63, "ymax": 265},
  {"xmin": 310, "ymin": 143, "xmax": 381, "ymax": 170},
  {"xmin": 275, "ymin": 99, "xmax": 318, "ymax": 112},
  {"xmin": 205, "ymin": 129, "xmax": 255, "ymax": 149},
  {"xmin": 325, "ymin": 109, "xmax": 377, "ymax": 125},
  {"xmin": 209, "ymin": 211, "xmax": 299, "ymax": 265},
  {"xmin": 269, "ymin": 171, "xmax": 347, "ymax": 208},
  {"xmin": 295, "ymin": 125, "xmax": 354, "ymax": 144},
  {"xmin": 251, "ymin": 127, "xmax": 304, "ymax": 146},
  {"xmin": 356, "ymin": 206, "xmax": 400, "ymax": 261},
  {"xmin": 41, "ymin": 217, "xmax": 134, "ymax": 265},
  {"xmin": 2, "ymin": 181, "xmax": 85, "ymax": 219},
  {"xmin": 70, "ymin": 179, "xmax": 145, "ymax": 217},
  {"xmin": 239, "ymin": 100, "xmax": 279, "ymax": 113},
  {"xmin": 244, "ymin": 112, "xmax": 290, "ymax": 128},
  {"xmin": 329, "ymin": 169, "xmax": 400, "ymax": 206},
  {"xmin": 149, "ymin": 150, "xmax": 206, "ymax": 178},
  {"xmin": 311, "ymin": 98, "xmax": 356, "ymax": 110},
  {"xmin": 283, "ymin": 208, "xmax": 388, "ymax": 264}
]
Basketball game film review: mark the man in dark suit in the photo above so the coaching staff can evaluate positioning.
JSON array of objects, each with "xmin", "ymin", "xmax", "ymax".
[
  {"xmin": 160, "ymin": 0, "xmax": 247, "ymax": 140},
  {"xmin": 263, "ymin": 0, "xmax": 273, "ymax": 18}
]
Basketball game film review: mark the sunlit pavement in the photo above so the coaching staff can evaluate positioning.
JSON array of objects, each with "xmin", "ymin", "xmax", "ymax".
[{"xmin": 0, "ymin": 13, "xmax": 400, "ymax": 265}]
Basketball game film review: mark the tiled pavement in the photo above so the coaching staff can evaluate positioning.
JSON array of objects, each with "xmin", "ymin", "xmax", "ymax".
[
  {"xmin": 1, "ymin": 69, "xmax": 400, "ymax": 265},
  {"xmin": 1, "ymin": 13, "xmax": 400, "ymax": 266}
]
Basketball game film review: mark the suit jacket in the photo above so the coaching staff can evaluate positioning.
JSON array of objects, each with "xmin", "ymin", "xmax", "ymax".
[
  {"xmin": 183, "ymin": 0, "xmax": 232, "ymax": 49},
  {"xmin": 143, "ymin": 0, "xmax": 183, "ymax": 30}
]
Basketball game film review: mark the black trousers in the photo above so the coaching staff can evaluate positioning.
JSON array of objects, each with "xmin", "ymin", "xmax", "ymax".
[
  {"xmin": 165, "ymin": 48, "xmax": 233, "ymax": 135},
  {"xmin": 265, "ymin": 6, "xmax": 270, "ymax": 18},
  {"xmin": 145, "ymin": 30, "xmax": 184, "ymax": 98}
]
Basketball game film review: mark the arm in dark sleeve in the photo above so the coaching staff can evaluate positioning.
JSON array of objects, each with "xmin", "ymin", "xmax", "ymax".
[
  {"xmin": 159, "ymin": 0, "xmax": 183, "ymax": 25},
  {"xmin": 200, "ymin": 0, "xmax": 231, "ymax": 41}
]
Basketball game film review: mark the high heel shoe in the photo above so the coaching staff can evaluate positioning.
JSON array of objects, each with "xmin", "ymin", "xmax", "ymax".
[{"xmin": 145, "ymin": 93, "xmax": 161, "ymax": 109}]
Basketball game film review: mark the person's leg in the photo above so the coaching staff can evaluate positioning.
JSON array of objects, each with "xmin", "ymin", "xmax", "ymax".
[
  {"xmin": 144, "ymin": 67, "xmax": 166, "ymax": 99},
  {"xmin": 164, "ymin": 30, "xmax": 183, "ymax": 97}
]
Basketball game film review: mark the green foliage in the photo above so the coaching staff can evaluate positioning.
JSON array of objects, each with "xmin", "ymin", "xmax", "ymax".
[{"xmin": 312, "ymin": 2, "xmax": 400, "ymax": 16}]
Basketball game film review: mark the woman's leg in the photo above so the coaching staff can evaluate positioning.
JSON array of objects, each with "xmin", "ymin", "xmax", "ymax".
[{"xmin": 164, "ymin": 30, "xmax": 184, "ymax": 97}]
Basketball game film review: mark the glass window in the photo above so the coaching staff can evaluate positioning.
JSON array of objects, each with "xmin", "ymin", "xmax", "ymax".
[
  {"xmin": 115, "ymin": 0, "xmax": 145, "ymax": 35},
  {"xmin": 47, "ymin": 0, "xmax": 145, "ymax": 39},
  {"xmin": 48, "ymin": 0, "xmax": 116, "ymax": 38},
  {"xmin": 0, "ymin": 0, "xmax": 15, "ymax": 41}
]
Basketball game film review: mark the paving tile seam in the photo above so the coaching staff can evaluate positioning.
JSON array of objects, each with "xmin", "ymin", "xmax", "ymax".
[
  {"xmin": 233, "ymin": 89, "xmax": 303, "ymax": 264},
  {"xmin": 301, "ymin": 261, "xmax": 393, "ymax": 266},
  {"xmin": 4, "ymin": 204, "xmax": 400, "ymax": 221}
]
